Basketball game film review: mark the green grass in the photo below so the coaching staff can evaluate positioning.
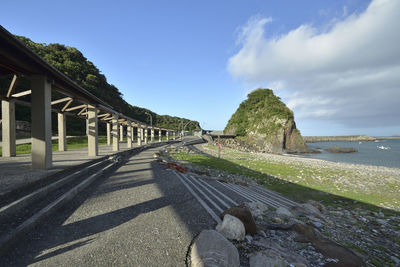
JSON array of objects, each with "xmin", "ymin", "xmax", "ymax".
[
  {"xmin": 168, "ymin": 145, "xmax": 400, "ymax": 213},
  {"xmin": 0, "ymin": 136, "xmax": 108, "ymax": 156}
]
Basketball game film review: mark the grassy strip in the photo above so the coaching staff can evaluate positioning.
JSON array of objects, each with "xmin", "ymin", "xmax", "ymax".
[
  {"xmin": 168, "ymin": 145, "xmax": 400, "ymax": 213},
  {"xmin": 0, "ymin": 136, "xmax": 108, "ymax": 156}
]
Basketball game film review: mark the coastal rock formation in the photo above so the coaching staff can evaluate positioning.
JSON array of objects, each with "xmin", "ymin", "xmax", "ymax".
[
  {"xmin": 325, "ymin": 145, "xmax": 358, "ymax": 153},
  {"xmin": 224, "ymin": 89, "xmax": 310, "ymax": 153}
]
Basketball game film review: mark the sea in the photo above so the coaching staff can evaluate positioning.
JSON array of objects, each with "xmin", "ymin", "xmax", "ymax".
[{"xmin": 303, "ymin": 139, "xmax": 400, "ymax": 169}]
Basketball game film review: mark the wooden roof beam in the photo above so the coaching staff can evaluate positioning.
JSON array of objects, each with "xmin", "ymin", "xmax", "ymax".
[
  {"xmin": 65, "ymin": 104, "xmax": 87, "ymax": 112},
  {"xmin": 11, "ymin": 89, "xmax": 31, "ymax": 98},
  {"xmin": 77, "ymin": 106, "xmax": 87, "ymax": 116},
  {"xmin": 51, "ymin": 97, "xmax": 72, "ymax": 105},
  {"xmin": 6, "ymin": 74, "xmax": 18, "ymax": 98},
  {"xmin": 61, "ymin": 99, "xmax": 73, "ymax": 112}
]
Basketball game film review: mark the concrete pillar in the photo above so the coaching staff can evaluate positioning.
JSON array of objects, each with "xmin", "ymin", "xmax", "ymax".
[
  {"xmin": 144, "ymin": 127, "xmax": 148, "ymax": 144},
  {"xmin": 119, "ymin": 124, "xmax": 124, "ymax": 142},
  {"xmin": 151, "ymin": 127, "xmax": 154, "ymax": 143},
  {"xmin": 57, "ymin": 113, "xmax": 66, "ymax": 151},
  {"xmin": 131, "ymin": 125, "xmax": 134, "ymax": 144},
  {"xmin": 112, "ymin": 114, "xmax": 119, "ymax": 151},
  {"xmin": 137, "ymin": 125, "xmax": 142, "ymax": 146},
  {"xmin": 173, "ymin": 131, "xmax": 176, "ymax": 140},
  {"xmin": 166, "ymin": 131, "xmax": 169, "ymax": 141},
  {"xmin": 107, "ymin": 122, "xmax": 111, "ymax": 145},
  {"xmin": 1, "ymin": 100, "xmax": 16, "ymax": 157},
  {"xmin": 127, "ymin": 121, "xmax": 132, "ymax": 148},
  {"xmin": 87, "ymin": 105, "xmax": 98, "ymax": 156},
  {"xmin": 159, "ymin": 129, "xmax": 162, "ymax": 142},
  {"xmin": 31, "ymin": 75, "xmax": 52, "ymax": 169}
]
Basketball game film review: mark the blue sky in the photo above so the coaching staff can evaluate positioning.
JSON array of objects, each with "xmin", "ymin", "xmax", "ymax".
[{"xmin": 2, "ymin": 0, "xmax": 399, "ymax": 136}]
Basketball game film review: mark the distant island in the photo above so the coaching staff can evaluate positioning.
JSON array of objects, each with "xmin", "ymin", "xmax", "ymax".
[{"xmin": 304, "ymin": 135, "xmax": 400, "ymax": 142}]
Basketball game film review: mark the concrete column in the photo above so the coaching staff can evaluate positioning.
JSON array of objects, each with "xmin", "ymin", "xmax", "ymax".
[
  {"xmin": 119, "ymin": 124, "xmax": 124, "ymax": 142},
  {"xmin": 31, "ymin": 75, "xmax": 52, "ymax": 169},
  {"xmin": 159, "ymin": 129, "xmax": 162, "ymax": 142},
  {"xmin": 144, "ymin": 127, "xmax": 148, "ymax": 144},
  {"xmin": 1, "ymin": 100, "xmax": 16, "ymax": 157},
  {"xmin": 151, "ymin": 128, "xmax": 154, "ymax": 143},
  {"xmin": 87, "ymin": 105, "xmax": 98, "ymax": 156},
  {"xmin": 112, "ymin": 114, "xmax": 119, "ymax": 151},
  {"xmin": 173, "ymin": 131, "xmax": 176, "ymax": 140},
  {"xmin": 57, "ymin": 113, "xmax": 66, "ymax": 151},
  {"xmin": 131, "ymin": 125, "xmax": 134, "ymax": 144},
  {"xmin": 166, "ymin": 131, "xmax": 169, "ymax": 141},
  {"xmin": 137, "ymin": 125, "xmax": 142, "ymax": 146},
  {"xmin": 106, "ymin": 123, "xmax": 111, "ymax": 145},
  {"xmin": 127, "ymin": 121, "xmax": 132, "ymax": 148}
]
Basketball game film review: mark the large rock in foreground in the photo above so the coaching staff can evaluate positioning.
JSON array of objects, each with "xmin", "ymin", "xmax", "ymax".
[
  {"xmin": 224, "ymin": 89, "xmax": 310, "ymax": 153},
  {"xmin": 190, "ymin": 230, "xmax": 240, "ymax": 267}
]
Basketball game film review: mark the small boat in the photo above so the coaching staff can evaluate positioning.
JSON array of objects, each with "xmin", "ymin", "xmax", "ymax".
[
  {"xmin": 359, "ymin": 141, "xmax": 362, "ymax": 144},
  {"xmin": 377, "ymin": 146, "xmax": 390, "ymax": 150}
]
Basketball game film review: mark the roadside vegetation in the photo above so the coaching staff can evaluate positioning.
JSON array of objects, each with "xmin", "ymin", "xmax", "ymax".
[{"xmin": 0, "ymin": 136, "xmax": 108, "ymax": 156}]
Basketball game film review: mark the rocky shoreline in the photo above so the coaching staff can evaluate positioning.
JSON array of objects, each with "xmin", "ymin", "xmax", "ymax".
[
  {"xmin": 165, "ymin": 145, "xmax": 400, "ymax": 266},
  {"xmin": 189, "ymin": 198, "xmax": 400, "ymax": 267},
  {"xmin": 203, "ymin": 142, "xmax": 400, "ymax": 178}
]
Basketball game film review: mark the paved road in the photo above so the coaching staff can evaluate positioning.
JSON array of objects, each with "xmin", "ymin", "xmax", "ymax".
[{"xmin": 1, "ymin": 145, "xmax": 215, "ymax": 266}]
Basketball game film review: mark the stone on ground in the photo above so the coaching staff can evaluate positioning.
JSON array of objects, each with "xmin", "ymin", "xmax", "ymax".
[
  {"xmin": 294, "ymin": 203, "xmax": 322, "ymax": 218},
  {"xmin": 249, "ymin": 249, "xmax": 288, "ymax": 267},
  {"xmin": 190, "ymin": 230, "xmax": 240, "ymax": 267},
  {"xmin": 216, "ymin": 214, "xmax": 245, "ymax": 241},
  {"xmin": 244, "ymin": 201, "xmax": 269, "ymax": 219},
  {"xmin": 275, "ymin": 206, "xmax": 293, "ymax": 218},
  {"xmin": 220, "ymin": 204, "xmax": 257, "ymax": 235}
]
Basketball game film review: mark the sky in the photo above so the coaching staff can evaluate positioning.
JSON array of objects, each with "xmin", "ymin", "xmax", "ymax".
[{"xmin": 1, "ymin": 0, "xmax": 399, "ymax": 136}]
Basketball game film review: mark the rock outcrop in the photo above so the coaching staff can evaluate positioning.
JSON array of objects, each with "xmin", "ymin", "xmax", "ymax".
[
  {"xmin": 224, "ymin": 89, "xmax": 310, "ymax": 154},
  {"xmin": 325, "ymin": 145, "xmax": 358, "ymax": 153}
]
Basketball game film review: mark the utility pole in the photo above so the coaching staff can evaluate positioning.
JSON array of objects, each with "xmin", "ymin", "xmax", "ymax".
[{"xmin": 145, "ymin": 112, "xmax": 152, "ymax": 126}]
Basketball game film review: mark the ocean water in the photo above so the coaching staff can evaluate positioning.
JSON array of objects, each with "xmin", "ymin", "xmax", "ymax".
[{"xmin": 303, "ymin": 139, "xmax": 400, "ymax": 169}]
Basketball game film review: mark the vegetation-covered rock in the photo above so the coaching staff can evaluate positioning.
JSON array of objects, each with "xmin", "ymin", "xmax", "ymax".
[{"xmin": 224, "ymin": 89, "xmax": 309, "ymax": 153}]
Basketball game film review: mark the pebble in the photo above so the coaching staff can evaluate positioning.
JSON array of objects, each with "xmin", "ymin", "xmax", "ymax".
[
  {"xmin": 391, "ymin": 256, "xmax": 400, "ymax": 264},
  {"xmin": 312, "ymin": 221, "xmax": 323, "ymax": 228},
  {"xmin": 245, "ymin": 235, "xmax": 253, "ymax": 243}
]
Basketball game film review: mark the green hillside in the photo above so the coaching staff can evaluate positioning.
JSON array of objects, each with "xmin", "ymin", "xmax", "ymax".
[{"xmin": 0, "ymin": 36, "xmax": 199, "ymax": 134}]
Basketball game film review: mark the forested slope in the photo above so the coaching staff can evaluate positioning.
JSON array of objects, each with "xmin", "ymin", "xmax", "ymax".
[{"xmin": 0, "ymin": 35, "xmax": 199, "ymax": 134}]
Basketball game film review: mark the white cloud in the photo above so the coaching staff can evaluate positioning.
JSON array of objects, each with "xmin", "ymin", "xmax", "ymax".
[{"xmin": 228, "ymin": 0, "xmax": 400, "ymax": 129}]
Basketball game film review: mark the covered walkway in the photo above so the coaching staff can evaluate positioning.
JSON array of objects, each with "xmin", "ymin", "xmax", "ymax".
[{"xmin": 0, "ymin": 26, "xmax": 177, "ymax": 170}]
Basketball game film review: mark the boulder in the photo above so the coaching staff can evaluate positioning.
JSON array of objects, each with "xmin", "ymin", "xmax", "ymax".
[
  {"xmin": 293, "ymin": 203, "xmax": 322, "ymax": 218},
  {"xmin": 216, "ymin": 214, "xmax": 245, "ymax": 241},
  {"xmin": 293, "ymin": 223, "xmax": 363, "ymax": 267},
  {"xmin": 190, "ymin": 230, "xmax": 240, "ymax": 267},
  {"xmin": 314, "ymin": 238, "xmax": 363, "ymax": 267},
  {"xmin": 275, "ymin": 207, "xmax": 293, "ymax": 218},
  {"xmin": 244, "ymin": 201, "xmax": 269, "ymax": 218},
  {"xmin": 249, "ymin": 250, "xmax": 287, "ymax": 267},
  {"xmin": 307, "ymin": 200, "xmax": 327, "ymax": 214},
  {"xmin": 221, "ymin": 204, "xmax": 257, "ymax": 235}
]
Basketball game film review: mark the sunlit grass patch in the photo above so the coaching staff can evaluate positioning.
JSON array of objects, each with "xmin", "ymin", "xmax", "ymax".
[
  {"xmin": 168, "ymin": 145, "xmax": 400, "ymax": 212},
  {"xmin": 0, "ymin": 136, "xmax": 108, "ymax": 156}
]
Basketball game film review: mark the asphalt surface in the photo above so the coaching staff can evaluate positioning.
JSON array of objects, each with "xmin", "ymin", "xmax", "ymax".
[{"xmin": 1, "ymin": 145, "xmax": 215, "ymax": 266}]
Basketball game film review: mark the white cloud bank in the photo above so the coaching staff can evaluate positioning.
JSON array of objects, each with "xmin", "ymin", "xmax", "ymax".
[{"xmin": 228, "ymin": 0, "xmax": 400, "ymax": 128}]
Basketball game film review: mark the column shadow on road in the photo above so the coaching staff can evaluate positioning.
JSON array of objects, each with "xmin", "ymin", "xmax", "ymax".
[{"xmin": 0, "ymin": 146, "xmax": 214, "ymax": 266}]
